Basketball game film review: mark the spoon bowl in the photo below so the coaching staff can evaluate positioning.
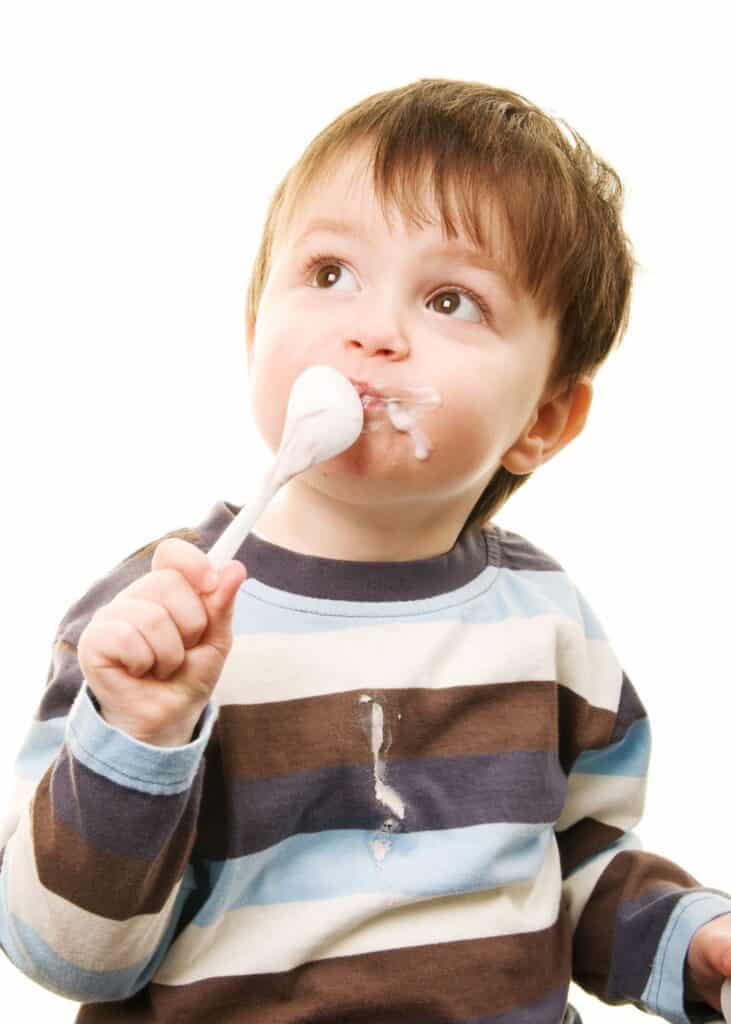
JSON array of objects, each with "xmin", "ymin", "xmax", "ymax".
[{"xmin": 206, "ymin": 366, "xmax": 364, "ymax": 569}]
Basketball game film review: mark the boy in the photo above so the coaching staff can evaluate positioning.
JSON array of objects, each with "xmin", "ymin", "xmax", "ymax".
[{"xmin": 1, "ymin": 77, "xmax": 730, "ymax": 1023}]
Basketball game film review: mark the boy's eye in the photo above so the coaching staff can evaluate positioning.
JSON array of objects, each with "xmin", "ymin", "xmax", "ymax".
[
  {"xmin": 305, "ymin": 254, "xmax": 490, "ymax": 325},
  {"xmin": 307, "ymin": 258, "xmax": 357, "ymax": 291},
  {"xmin": 427, "ymin": 289, "xmax": 486, "ymax": 324}
]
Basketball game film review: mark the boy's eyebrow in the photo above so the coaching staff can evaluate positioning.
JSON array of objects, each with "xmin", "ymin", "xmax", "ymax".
[{"xmin": 293, "ymin": 217, "xmax": 520, "ymax": 303}]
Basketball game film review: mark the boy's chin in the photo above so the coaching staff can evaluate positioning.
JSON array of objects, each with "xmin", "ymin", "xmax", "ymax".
[{"xmin": 313, "ymin": 430, "xmax": 433, "ymax": 481}]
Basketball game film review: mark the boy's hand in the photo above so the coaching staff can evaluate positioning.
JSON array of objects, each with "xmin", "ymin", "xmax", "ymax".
[
  {"xmin": 685, "ymin": 912, "xmax": 731, "ymax": 1012},
  {"xmin": 77, "ymin": 538, "xmax": 247, "ymax": 747}
]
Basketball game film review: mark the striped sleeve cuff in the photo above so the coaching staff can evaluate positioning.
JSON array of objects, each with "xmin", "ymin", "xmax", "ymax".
[
  {"xmin": 643, "ymin": 891, "xmax": 731, "ymax": 1024},
  {"xmin": 64, "ymin": 681, "xmax": 218, "ymax": 795}
]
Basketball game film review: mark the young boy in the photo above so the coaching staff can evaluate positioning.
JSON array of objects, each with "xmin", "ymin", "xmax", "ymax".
[{"xmin": 1, "ymin": 77, "xmax": 730, "ymax": 1024}]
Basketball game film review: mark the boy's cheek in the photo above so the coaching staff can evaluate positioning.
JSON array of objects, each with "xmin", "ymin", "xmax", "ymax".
[
  {"xmin": 252, "ymin": 389, "xmax": 289, "ymax": 455},
  {"xmin": 248, "ymin": 357, "xmax": 293, "ymax": 452}
]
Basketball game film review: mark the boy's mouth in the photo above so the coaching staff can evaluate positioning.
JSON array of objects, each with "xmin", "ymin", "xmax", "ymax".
[
  {"xmin": 348, "ymin": 378, "xmax": 387, "ymax": 411},
  {"xmin": 349, "ymin": 379, "xmax": 384, "ymax": 399},
  {"xmin": 344, "ymin": 374, "xmax": 443, "ymax": 461}
]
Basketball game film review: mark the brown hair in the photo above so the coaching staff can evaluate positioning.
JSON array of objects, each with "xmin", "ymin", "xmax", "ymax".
[{"xmin": 245, "ymin": 78, "xmax": 638, "ymax": 528}]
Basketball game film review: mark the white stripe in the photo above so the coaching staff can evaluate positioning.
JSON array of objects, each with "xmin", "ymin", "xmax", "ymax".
[
  {"xmin": 561, "ymin": 833, "xmax": 643, "ymax": 932},
  {"xmin": 555, "ymin": 772, "xmax": 646, "ymax": 833},
  {"xmin": 4, "ymin": 800, "xmax": 184, "ymax": 971},
  {"xmin": 215, "ymin": 615, "xmax": 622, "ymax": 712},
  {"xmin": 154, "ymin": 835, "xmax": 563, "ymax": 985}
]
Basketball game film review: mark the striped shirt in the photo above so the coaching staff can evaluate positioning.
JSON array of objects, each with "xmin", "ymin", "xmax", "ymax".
[{"xmin": 1, "ymin": 499, "xmax": 729, "ymax": 1023}]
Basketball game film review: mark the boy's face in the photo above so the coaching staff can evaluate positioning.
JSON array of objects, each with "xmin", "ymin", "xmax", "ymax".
[{"xmin": 246, "ymin": 146, "xmax": 569, "ymax": 522}]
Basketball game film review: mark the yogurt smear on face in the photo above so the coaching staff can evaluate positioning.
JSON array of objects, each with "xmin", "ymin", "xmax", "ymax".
[{"xmin": 360, "ymin": 385, "xmax": 442, "ymax": 460}]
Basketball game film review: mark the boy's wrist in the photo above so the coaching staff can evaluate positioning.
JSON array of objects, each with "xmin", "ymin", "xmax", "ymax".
[
  {"xmin": 68, "ymin": 684, "xmax": 218, "ymax": 796},
  {"xmin": 98, "ymin": 707, "xmax": 204, "ymax": 748}
]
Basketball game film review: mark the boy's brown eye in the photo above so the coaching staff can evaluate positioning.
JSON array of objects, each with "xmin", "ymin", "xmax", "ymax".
[
  {"xmin": 313, "ymin": 263, "xmax": 342, "ymax": 287},
  {"xmin": 307, "ymin": 258, "xmax": 358, "ymax": 291},
  {"xmin": 432, "ymin": 291, "xmax": 460, "ymax": 314},
  {"xmin": 429, "ymin": 288, "xmax": 485, "ymax": 323}
]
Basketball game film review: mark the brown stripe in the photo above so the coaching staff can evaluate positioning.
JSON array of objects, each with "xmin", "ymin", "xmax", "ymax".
[
  {"xmin": 214, "ymin": 682, "xmax": 618, "ymax": 782},
  {"xmin": 216, "ymin": 682, "xmax": 557, "ymax": 780},
  {"xmin": 556, "ymin": 687, "xmax": 616, "ymax": 774},
  {"xmin": 32, "ymin": 767, "xmax": 194, "ymax": 919},
  {"xmin": 555, "ymin": 817, "xmax": 625, "ymax": 877},
  {"xmin": 77, "ymin": 913, "xmax": 572, "ymax": 1023},
  {"xmin": 601, "ymin": 849, "xmax": 700, "ymax": 904}
]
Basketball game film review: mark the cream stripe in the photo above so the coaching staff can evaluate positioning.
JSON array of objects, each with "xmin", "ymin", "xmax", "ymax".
[
  {"xmin": 216, "ymin": 615, "xmax": 622, "ymax": 712},
  {"xmin": 555, "ymin": 772, "xmax": 646, "ymax": 833},
  {"xmin": 562, "ymin": 833, "xmax": 643, "ymax": 932},
  {"xmin": 154, "ymin": 835, "xmax": 562, "ymax": 986},
  {"xmin": 5, "ymin": 800, "xmax": 184, "ymax": 971}
]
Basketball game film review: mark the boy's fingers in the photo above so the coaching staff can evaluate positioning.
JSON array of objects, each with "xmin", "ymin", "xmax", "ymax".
[
  {"xmin": 151, "ymin": 537, "xmax": 221, "ymax": 594},
  {"xmin": 149, "ymin": 540, "xmax": 247, "ymax": 656}
]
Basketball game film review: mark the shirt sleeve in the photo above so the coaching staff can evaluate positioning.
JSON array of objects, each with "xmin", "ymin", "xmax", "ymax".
[
  {"xmin": 0, "ymin": 548, "xmax": 217, "ymax": 1003},
  {"xmin": 555, "ymin": 584, "xmax": 731, "ymax": 1024}
]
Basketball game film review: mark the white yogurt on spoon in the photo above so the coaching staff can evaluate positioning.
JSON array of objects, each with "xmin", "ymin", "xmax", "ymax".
[
  {"xmin": 206, "ymin": 368, "xmax": 442, "ymax": 568},
  {"xmin": 206, "ymin": 365, "xmax": 364, "ymax": 568}
]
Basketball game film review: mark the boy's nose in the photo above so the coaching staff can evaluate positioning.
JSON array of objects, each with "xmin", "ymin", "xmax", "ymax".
[
  {"xmin": 346, "ymin": 334, "xmax": 409, "ymax": 359},
  {"xmin": 344, "ymin": 314, "xmax": 410, "ymax": 360}
]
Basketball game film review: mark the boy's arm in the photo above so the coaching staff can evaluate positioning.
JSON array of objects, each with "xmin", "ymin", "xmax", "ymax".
[
  {"xmin": 556, "ymin": 587, "xmax": 731, "ymax": 1024},
  {"xmin": 0, "ymin": 551, "xmax": 215, "ymax": 1003}
]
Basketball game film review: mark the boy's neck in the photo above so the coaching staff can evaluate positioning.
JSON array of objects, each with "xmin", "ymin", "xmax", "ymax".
[{"xmin": 249, "ymin": 480, "xmax": 480, "ymax": 563}]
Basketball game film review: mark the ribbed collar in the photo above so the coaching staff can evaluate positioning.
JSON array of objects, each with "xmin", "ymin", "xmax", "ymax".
[{"xmin": 200, "ymin": 500, "xmax": 499, "ymax": 603}]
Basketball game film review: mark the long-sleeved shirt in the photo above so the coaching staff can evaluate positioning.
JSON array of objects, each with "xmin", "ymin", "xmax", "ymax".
[{"xmin": 1, "ymin": 498, "xmax": 730, "ymax": 1024}]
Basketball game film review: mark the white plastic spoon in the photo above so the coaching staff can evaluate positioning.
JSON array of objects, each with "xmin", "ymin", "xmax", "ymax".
[{"xmin": 206, "ymin": 365, "xmax": 364, "ymax": 570}]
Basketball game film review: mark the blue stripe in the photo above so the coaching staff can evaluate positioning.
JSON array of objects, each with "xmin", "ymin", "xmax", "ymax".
[
  {"xmin": 572, "ymin": 718, "xmax": 650, "ymax": 778},
  {"xmin": 12, "ymin": 716, "xmax": 66, "ymax": 782},
  {"xmin": 66, "ymin": 686, "xmax": 217, "ymax": 795},
  {"xmin": 642, "ymin": 891, "xmax": 731, "ymax": 1024},
  {"xmin": 573, "ymin": 588, "xmax": 608, "ymax": 641},
  {"xmin": 234, "ymin": 567, "xmax": 592, "ymax": 635},
  {"xmin": 12, "ymin": 692, "xmax": 216, "ymax": 796},
  {"xmin": 195, "ymin": 821, "xmax": 552, "ymax": 925}
]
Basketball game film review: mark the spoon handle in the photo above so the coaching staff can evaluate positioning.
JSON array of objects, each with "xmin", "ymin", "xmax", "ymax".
[{"xmin": 206, "ymin": 463, "xmax": 282, "ymax": 570}]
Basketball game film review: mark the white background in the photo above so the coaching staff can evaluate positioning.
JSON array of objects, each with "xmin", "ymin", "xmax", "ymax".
[{"xmin": 1, "ymin": 1, "xmax": 729, "ymax": 1020}]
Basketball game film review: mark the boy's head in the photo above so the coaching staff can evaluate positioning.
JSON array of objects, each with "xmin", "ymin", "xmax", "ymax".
[{"xmin": 244, "ymin": 79, "xmax": 636, "ymax": 529}]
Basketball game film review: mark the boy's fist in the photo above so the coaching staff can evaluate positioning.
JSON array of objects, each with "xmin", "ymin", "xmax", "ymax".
[{"xmin": 77, "ymin": 538, "xmax": 247, "ymax": 747}]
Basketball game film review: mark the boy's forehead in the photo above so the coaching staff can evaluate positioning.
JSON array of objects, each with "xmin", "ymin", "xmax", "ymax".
[
  {"xmin": 285, "ymin": 154, "xmax": 516, "ymax": 280},
  {"xmin": 289, "ymin": 150, "xmax": 461, "ymax": 236}
]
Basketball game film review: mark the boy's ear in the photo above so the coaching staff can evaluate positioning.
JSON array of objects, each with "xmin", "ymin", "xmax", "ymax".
[{"xmin": 500, "ymin": 375, "xmax": 593, "ymax": 476}]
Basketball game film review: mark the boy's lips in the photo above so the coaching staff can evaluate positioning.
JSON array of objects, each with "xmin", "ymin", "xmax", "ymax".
[
  {"xmin": 345, "ymin": 375, "xmax": 443, "ymax": 415},
  {"xmin": 348, "ymin": 378, "xmax": 385, "ymax": 399}
]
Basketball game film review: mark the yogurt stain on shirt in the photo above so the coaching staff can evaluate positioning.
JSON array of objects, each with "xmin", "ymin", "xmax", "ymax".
[{"xmin": 359, "ymin": 695, "xmax": 406, "ymax": 865}]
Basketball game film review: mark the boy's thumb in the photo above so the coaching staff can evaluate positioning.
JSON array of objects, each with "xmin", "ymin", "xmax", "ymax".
[{"xmin": 202, "ymin": 561, "xmax": 248, "ymax": 650}]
